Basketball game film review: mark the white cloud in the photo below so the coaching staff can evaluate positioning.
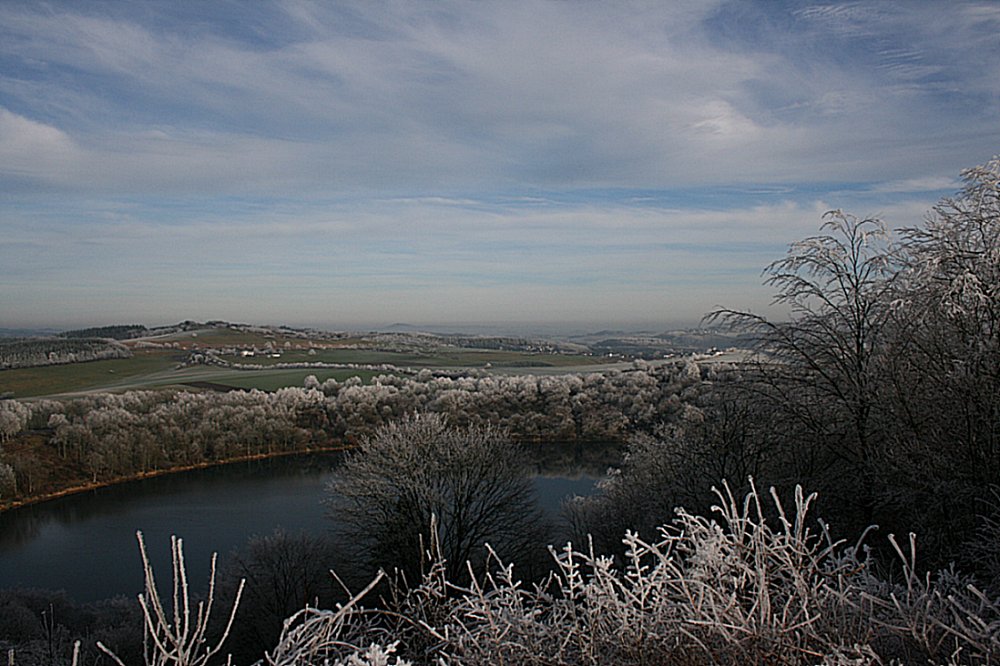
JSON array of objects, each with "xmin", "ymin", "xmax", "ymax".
[
  {"xmin": 1, "ymin": 1, "xmax": 993, "ymax": 195},
  {"xmin": 868, "ymin": 177, "xmax": 961, "ymax": 194},
  {"xmin": 0, "ymin": 1, "xmax": 996, "ymax": 327},
  {"xmin": 0, "ymin": 107, "xmax": 80, "ymax": 180},
  {"xmin": 3, "ymin": 193, "xmax": 937, "ymax": 324}
]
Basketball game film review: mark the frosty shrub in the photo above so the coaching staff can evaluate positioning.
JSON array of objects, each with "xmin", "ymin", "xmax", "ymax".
[
  {"xmin": 0, "ymin": 400, "xmax": 31, "ymax": 446},
  {"xmin": 326, "ymin": 413, "xmax": 545, "ymax": 585},
  {"xmin": 68, "ymin": 482, "xmax": 1000, "ymax": 665},
  {"xmin": 280, "ymin": 481, "xmax": 999, "ymax": 665},
  {"xmin": 0, "ymin": 462, "xmax": 16, "ymax": 499}
]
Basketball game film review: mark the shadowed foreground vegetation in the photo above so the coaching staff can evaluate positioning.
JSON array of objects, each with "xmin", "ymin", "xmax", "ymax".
[{"xmin": 11, "ymin": 482, "xmax": 999, "ymax": 665}]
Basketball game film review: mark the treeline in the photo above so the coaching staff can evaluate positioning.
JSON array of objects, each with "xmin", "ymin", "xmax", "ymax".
[
  {"xmin": 0, "ymin": 360, "xmax": 707, "ymax": 504},
  {"xmin": 0, "ymin": 338, "xmax": 132, "ymax": 370},
  {"xmin": 57, "ymin": 325, "xmax": 148, "ymax": 340},
  {"xmin": 308, "ymin": 363, "xmax": 708, "ymax": 442}
]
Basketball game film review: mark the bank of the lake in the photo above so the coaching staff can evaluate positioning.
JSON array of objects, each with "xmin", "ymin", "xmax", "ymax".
[
  {"xmin": 1, "ymin": 432, "xmax": 618, "ymax": 512},
  {"xmin": 0, "ymin": 437, "xmax": 352, "ymax": 513},
  {"xmin": 0, "ymin": 452, "xmax": 601, "ymax": 603}
]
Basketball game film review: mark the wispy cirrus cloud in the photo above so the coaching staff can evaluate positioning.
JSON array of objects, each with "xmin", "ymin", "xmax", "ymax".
[{"xmin": 0, "ymin": 1, "xmax": 996, "ymax": 328}]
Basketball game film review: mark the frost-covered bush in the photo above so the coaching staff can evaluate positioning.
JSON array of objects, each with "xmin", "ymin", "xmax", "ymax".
[
  {"xmin": 262, "ymin": 481, "xmax": 1000, "ymax": 665},
  {"xmin": 60, "ymin": 483, "xmax": 999, "ymax": 666},
  {"xmin": 327, "ymin": 414, "xmax": 544, "ymax": 585},
  {"xmin": 0, "ymin": 462, "xmax": 16, "ymax": 498}
]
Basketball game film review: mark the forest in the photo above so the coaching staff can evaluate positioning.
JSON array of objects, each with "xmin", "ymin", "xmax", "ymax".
[{"xmin": 1, "ymin": 157, "xmax": 999, "ymax": 665}]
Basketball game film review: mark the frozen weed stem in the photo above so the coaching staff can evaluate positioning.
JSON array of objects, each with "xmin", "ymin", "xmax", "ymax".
[
  {"xmin": 94, "ymin": 484, "xmax": 1000, "ymax": 665},
  {"xmin": 98, "ymin": 531, "xmax": 244, "ymax": 666}
]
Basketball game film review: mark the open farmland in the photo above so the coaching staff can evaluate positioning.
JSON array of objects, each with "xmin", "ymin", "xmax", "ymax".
[
  {"xmin": 0, "ymin": 350, "xmax": 182, "ymax": 397},
  {"xmin": 215, "ymin": 347, "xmax": 600, "ymax": 368},
  {"xmin": 185, "ymin": 368, "xmax": 382, "ymax": 391},
  {"xmin": 0, "ymin": 323, "xmax": 633, "ymax": 399}
]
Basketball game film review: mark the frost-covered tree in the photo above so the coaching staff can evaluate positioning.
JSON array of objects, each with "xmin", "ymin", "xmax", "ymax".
[
  {"xmin": 710, "ymin": 211, "xmax": 894, "ymax": 469},
  {"xmin": 706, "ymin": 210, "xmax": 899, "ymax": 534},
  {"xmin": 327, "ymin": 414, "xmax": 544, "ymax": 584},
  {"xmin": 0, "ymin": 400, "xmax": 31, "ymax": 447},
  {"xmin": 0, "ymin": 462, "xmax": 16, "ymax": 499},
  {"xmin": 877, "ymin": 157, "xmax": 1000, "ymax": 558},
  {"xmin": 893, "ymin": 158, "xmax": 1000, "ymax": 462}
]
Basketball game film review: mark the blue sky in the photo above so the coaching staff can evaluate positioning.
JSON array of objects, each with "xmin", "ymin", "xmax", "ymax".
[{"xmin": 1, "ymin": 1, "xmax": 998, "ymax": 331}]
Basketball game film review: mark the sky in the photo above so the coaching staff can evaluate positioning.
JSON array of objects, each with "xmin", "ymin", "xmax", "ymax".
[{"xmin": 1, "ymin": 1, "xmax": 998, "ymax": 332}]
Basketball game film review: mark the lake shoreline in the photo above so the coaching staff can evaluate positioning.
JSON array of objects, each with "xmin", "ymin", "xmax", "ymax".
[
  {"xmin": 0, "ymin": 449, "xmax": 602, "ymax": 603},
  {"xmin": 0, "ymin": 444, "xmax": 353, "ymax": 514},
  {"xmin": 1, "ymin": 436, "xmax": 620, "ymax": 515}
]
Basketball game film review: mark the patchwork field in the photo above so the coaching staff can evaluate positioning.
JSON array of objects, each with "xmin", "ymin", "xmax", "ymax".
[
  {"xmin": 215, "ymin": 347, "xmax": 598, "ymax": 368},
  {"xmin": 0, "ymin": 324, "xmax": 622, "ymax": 399}
]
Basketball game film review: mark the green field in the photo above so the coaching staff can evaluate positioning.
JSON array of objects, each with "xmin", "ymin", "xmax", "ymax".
[
  {"xmin": 200, "ymin": 368, "xmax": 381, "ymax": 391},
  {"xmin": 0, "ymin": 351, "xmax": 183, "ymax": 398},
  {"xmin": 0, "ymin": 356, "xmax": 384, "ymax": 398},
  {"xmin": 217, "ymin": 347, "xmax": 593, "ymax": 368},
  {"xmin": 1, "ymin": 327, "xmax": 618, "ymax": 399}
]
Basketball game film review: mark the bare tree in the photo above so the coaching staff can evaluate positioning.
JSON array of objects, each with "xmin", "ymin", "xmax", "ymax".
[
  {"xmin": 216, "ymin": 530, "xmax": 341, "ymax": 664},
  {"xmin": 707, "ymin": 211, "xmax": 896, "ymax": 526},
  {"xmin": 327, "ymin": 413, "xmax": 544, "ymax": 584}
]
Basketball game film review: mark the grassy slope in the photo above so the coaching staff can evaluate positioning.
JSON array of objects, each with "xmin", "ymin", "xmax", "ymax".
[
  {"xmin": 0, "ymin": 328, "xmax": 615, "ymax": 398},
  {"xmin": 217, "ymin": 348, "xmax": 597, "ymax": 368},
  {"xmin": 0, "ymin": 350, "xmax": 182, "ymax": 398}
]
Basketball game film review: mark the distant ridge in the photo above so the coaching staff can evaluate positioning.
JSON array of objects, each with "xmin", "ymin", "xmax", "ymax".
[
  {"xmin": 59, "ymin": 324, "xmax": 148, "ymax": 340},
  {"xmin": 0, "ymin": 327, "xmax": 63, "ymax": 338}
]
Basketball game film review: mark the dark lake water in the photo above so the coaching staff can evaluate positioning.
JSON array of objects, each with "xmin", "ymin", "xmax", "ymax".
[{"xmin": 0, "ymin": 454, "xmax": 599, "ymax": 602}]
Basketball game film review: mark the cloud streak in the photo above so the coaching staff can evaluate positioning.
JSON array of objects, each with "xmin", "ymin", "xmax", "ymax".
[{"xmin": 0, "ymin": 1, "xmax": 996, "ymax": 328}]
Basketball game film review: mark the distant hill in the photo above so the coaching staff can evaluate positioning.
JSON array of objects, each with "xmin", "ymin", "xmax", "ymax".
[
  {"xmin": 384, "ymin": 323, "xmax": 422, "ymax": 332},
  {"xmin": 0, "ymin": 327, "xmax": 63, "ymax": 338},
  {"xmin": 59, "ymin": 325, "xmax": 149, "ymax": 340}
]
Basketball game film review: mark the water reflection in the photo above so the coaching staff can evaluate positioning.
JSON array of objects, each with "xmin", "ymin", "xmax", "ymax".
[
  {"xmin": 0, "ymin": 449, "xmax": 606, "ymax": 602},
  {"xmin": 0, "ymin": 454, "xmax": 343, "ymax": 549}
]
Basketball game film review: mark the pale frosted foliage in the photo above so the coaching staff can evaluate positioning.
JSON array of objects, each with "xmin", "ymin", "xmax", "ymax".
[
  {"xmin": 263, "ymin": 482, "xmax": 1000, "ymax": 665},
  {"xmin": 902, "ymin": 156, "xmax": 1000, "ymax": 320},
  {"xmin": 27, "ymin": 361, "xmax": 701, "ymax": 492},
  {"xmin": 262, "ymin": 571, "xmax": 410, "ymax": 666},
  {"xmin": 430, "ymin": 481, "xmax": 875, "ymax": 664},
  {"xmin": 332, "ymin": 643, "xmax": 411, "ymax": 666},
  {"xmin": 0, "ymin": 462, "xmax": 15, "ymax": 498},
  {"xmin": 60, "ymin": 485, "xmax": 1000, "ymax": 665},
  {"xmin": 0, "ymin": 400, "xmax": 31, "ymax": 444}
]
